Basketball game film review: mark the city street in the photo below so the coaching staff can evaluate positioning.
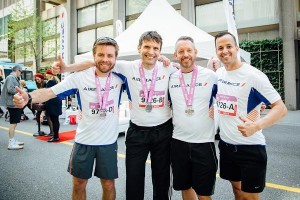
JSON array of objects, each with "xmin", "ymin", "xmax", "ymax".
[{"xmin": 0, "ymin": 110, "xmax": 299, "ymax": 200}]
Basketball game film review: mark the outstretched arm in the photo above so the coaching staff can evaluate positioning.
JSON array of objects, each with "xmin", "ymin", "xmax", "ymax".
[
  {"xmin": 13, "ymin": 86, "xmax": 57, "ymax": 108},
  {"xmin": 52, "ymin": 55, "xmax": 95, "ymax": 74}
]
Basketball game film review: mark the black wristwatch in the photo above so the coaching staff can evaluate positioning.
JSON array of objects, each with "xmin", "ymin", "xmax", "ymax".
[{"xmin": 27, "ymin": 93, "xmax": 32, "ymax": 106}]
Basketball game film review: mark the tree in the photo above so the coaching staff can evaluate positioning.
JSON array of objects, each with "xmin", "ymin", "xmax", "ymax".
[{"xmin": 7, "ymin": 0, "xmax": 58, "ymax": 72}]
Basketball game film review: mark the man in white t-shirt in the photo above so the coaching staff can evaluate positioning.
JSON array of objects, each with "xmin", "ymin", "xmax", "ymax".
[
  {"xmin": 13, "ymin": 37, "xmax": 126, "ymax": 200},
  {"xmin": 169, "ymin": 36, "xmax": 218, "ymax": 200},
  {"xmin": 214, "ymin": 32, "xmax": 287, "ymax": 200},
  {"xmin": 51, "ymin": 31, "xmax": 177, "ymax": 200}
]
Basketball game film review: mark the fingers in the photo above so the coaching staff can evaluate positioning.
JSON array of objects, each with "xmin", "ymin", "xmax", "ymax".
[
  {"xmin": 15, "ymin": 86, "xmax": 24, "ymax": 94},
  {"xmin": 57, "ymin": 54, "xmax": 63, "ymax": 63},
  {"xmin": 51, "ymin": 61, "xmax": 60, "ymax": 75},
  {"xmin": 13, "ymin": 93, "xmax": 25, "ymax": 108},
  {"xmin": 239, "ymin": 115, "xmax": 251, "ymax": 123}
]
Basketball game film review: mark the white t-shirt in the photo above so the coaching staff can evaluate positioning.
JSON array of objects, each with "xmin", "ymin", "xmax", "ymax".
[
  {"xmin": 216, "ymin": 63, "xmax": 281, "ymax": 145},
  {"xmin": 169, "ymin": 66, "xmax": 217, "ymax": 143},
  {"xmin": 115, "ymin": 60, "xmax": 177, "ymax": 127},
  {"xmin": 51, "ymin": 67, "xmax": 124, "ymax": 145}
]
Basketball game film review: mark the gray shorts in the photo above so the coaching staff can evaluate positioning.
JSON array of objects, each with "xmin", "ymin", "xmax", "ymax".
[{"xmin": 68, "ymin": 141, "xmax": 118, "ymax": 180}]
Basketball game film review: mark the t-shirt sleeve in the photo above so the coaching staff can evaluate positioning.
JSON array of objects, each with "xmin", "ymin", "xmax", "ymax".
[
  {"xmin": 252, "ymin": 71, "xmax": 281, "ymax": 105},
  {"xmin": 51, "ymin": 72, "xmax": 79, "ymax": 99}
]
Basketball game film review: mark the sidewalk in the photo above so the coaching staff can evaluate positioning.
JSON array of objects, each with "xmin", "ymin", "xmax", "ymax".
[{"xmin": 263, "ymin": 109, "xmax": 300, "ymax": 126}]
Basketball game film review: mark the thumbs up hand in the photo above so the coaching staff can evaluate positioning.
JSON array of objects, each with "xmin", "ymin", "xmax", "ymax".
[
  {"xmin": 51, "ymin": 54, "xmax": 66, "ymax": 74},
  {"xmin": 13, "ymin": 86, "xmax": 29, "ymax": 108},
  {"xmin": 237, "ymin": 116, "xmax": 261, "ymax": 137}
]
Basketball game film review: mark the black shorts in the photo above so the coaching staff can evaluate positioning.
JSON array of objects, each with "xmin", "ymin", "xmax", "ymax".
[
  {"xmin": 68, "ymin": 142, "xmax": 118, "ymax": 180},
  {"xmin": 171, "ymin": 138, "xmax": 218, "ymax": 196},
  {"xmin": 7, "ymin": 108, "xmax": 22, "ymax": 124},
  {"xmin": 218, "ymin": 140, "xmax": 267, "ymax": 193}
]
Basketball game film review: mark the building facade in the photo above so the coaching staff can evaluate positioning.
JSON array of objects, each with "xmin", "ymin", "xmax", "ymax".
[{"xmin": 0, "ymin": 0, "xmax": 299, "ymax": 110}]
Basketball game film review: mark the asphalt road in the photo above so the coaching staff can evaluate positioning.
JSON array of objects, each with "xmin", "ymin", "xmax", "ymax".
[{"xmin": 0, "ymin": 111, "xmax": 299, "ymax": 200}]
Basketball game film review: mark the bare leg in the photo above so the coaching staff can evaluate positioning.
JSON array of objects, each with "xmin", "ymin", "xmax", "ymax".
[
  {"xmin": 100, "ymin": 179, "xmax": 116, "ymax": 200},
  {"xmin": 8, "ymin": 124, "xmax": 17, "ymax": 139},
  {"xmin": 230, "ymin": 181, "xmax": 259, "ymax": 200},
  {"xmin": 182, "ymin": 188, "xmax": 197, "ymax": 200},
  {"xmin": 72, "ymin": 176, "xmax": 88, "ymax": 200}
]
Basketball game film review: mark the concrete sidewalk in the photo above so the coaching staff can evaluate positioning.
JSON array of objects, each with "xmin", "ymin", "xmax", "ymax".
[{"xmin": 263, "ymin": 109, "xmax": 300, "ymax": 126}]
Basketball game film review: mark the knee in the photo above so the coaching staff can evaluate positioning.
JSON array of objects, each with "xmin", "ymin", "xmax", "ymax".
[
  {"xmin": 73, "ymin": 177, "xmax": 88, "ymax": 191},
  {"xmin": 101, "ymin": 180, "xmax": 115, "ymax": 192}
]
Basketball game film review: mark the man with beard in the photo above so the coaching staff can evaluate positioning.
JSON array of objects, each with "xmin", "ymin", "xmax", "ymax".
[
  {"xmin": 13, "ymin": 37, "xmax": 126, "ymax": 200},
  {"xmin": 169, "ymin": 36, "xmax": 218, "ymax": 200},
  {"xmin": 52, "ymin": 31, "xmax": 176, "ymax": 200}
]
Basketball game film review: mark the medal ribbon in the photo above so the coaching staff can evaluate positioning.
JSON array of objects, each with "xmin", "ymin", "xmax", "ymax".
[
  {"xmin": 95, "ymin": 70, "xmax": 112, "ymax": 110},
  {"xmin": 139, "ymin": 62, "xmax": 158, "ymax": 104},
  {"xmin": 179, "ymin": 66, "xmax": 198, "ymax": 107}
]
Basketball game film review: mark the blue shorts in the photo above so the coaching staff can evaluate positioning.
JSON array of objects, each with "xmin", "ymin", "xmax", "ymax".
[
  {"xmin": 218, "ymin": 140, "xmax": 267, "ymax": 193},
  {"xmin": 68, "ymin": 141, "xmax": 118, "ymax": 180}
]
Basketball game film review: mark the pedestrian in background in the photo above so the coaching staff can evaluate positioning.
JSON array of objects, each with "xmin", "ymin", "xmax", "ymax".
[
  {"xmin": 44, "ymin": 69, "xmax": 62, "ymax": 142},
  {"xmin": 32, "ymin": 73, "xmax": 47, "ymax": 136},
  {"xmin": 0, "ymin": 65, "xmax": 24, "ymax": 150}
]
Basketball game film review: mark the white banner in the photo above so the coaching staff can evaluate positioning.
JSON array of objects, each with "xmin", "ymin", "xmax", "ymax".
[
  {"xmin": 115, "ymin": 19, "xmax": 123, "ymax": 37},
  {"xmin": 223, "ymin": 0, "xmax": 240, "ymax": 60},
  {"xmin": 59, "ymin": 6, "xmax": 69, "ymax": 80}
]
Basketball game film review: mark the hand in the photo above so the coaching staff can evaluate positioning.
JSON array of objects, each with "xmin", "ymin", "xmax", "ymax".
[
  {"xmin": 158, "ymin": 55, "xmax": 170, "ymax": 67},
  {"xmin": 13, "ymin": 86, "xmax": 29, "ymax": 108},
  {"xmin": 237, "ymin": 116, "xmax": 260, "ymax": 137},
  {"xmin": 51, "ymin": 55, "xmax": 66, "ymax": 74},
  {"xmin": 207, "ymin": 57, "xmax": 220, "ymax": 72}
]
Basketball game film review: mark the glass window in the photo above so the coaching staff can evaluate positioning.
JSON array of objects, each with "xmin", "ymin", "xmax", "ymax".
[
  {"xmin": 96, "ymin": 0, "xmax": 113, "ymax": 23},
  {"xmin": 97, "ymin": 25, "xmax": 114, "ymax": 38},
  {"xmin": 167, "ymin": 0, "xmax": 180, "ymax": 5},
  {"xmin": 78, "ymin": 29, "xmax": 95, "ymax": 53},
  {"xmin": 43, "ymin": 39, "xmax": 57, "ymax": 59},
  {"xmin": 43, "ymin": 18, "xmax": 57, "ymax": 37},
  {"xmin": 0, "ymin": 17, "xmax": 4, "ymax": 40},
  {"xmin": 78, "ymin": 6, "xmax": 96, "ymax": 28},
  {"xmin": 25, "ymin": 45, "xmax": 34, "ymax": 62},
  {"xmin": 14, "ymin": 29, "xmax": 25, "ymax": 45},
  {"xmin": 126, "ymin": 19, "xmax": 136, "ymax": 28},
  {"xmin": 15, "ymin": 46, "xmax": 25, "ymax": 63},
  {"xmin": 126, "ymin": 0, "xmax": 151, "ymax": 16},
  {"xmin": 196, "ymin": 0, "xmax": 279, "ymax": 33}
]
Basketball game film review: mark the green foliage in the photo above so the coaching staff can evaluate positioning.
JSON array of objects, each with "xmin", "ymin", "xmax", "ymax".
[
  {"xmin": 7, "ymin": 0, "xmax": 57, "ymax": 71},
  {"xmin": 240, "ymin": 38, "xmax": 284, "ymax": 101}
]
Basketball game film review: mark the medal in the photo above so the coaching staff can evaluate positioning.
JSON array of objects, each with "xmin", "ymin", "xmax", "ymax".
[
  {"xmin": 99, "ymin": 109, "xmax": 106, "ymax": 119},
  {"xmin": 179, "ymin": 66, "xmax": 198, "ymax": 117},
  {"xmin": 185, "ymin": 106, "xmax": 194, "ymax": 116},
  {"xmin": 145, "ymin": 103, "xmax": 152, "ymax": 112},
  {"xmin": 139, "ymin": 62, "xmax": 158, "ymax": 113}
]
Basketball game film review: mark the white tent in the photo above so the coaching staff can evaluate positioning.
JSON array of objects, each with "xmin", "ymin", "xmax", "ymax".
[{"xmin": 75, "ymin": 0, "xmax": 250, "ymax": 63}]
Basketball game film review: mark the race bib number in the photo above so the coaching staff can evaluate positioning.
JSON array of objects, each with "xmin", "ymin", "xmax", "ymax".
[
  {"xmin": 89, "ymin": 101, "xmax": 114, "ymax": 116},
  {"xmin": 139, "ymin": 90, "xmax": 165, "ymax": 108},
  {"xmin": 216, "ymin": 94, "xmax": 238, "ymax": 116}
]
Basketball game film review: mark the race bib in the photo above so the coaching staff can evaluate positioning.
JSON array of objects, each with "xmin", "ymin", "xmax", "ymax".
[
  {"xmin": 138, "ymin": 90, "xmax": 165, "ymax": 108},
  {"xmin": 89, "ymin": 101, "xmax": 114, "ymax": 116},
  {"xmin": 216, "ymin": 94, "xmax": 238, "ymax": 116}
]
